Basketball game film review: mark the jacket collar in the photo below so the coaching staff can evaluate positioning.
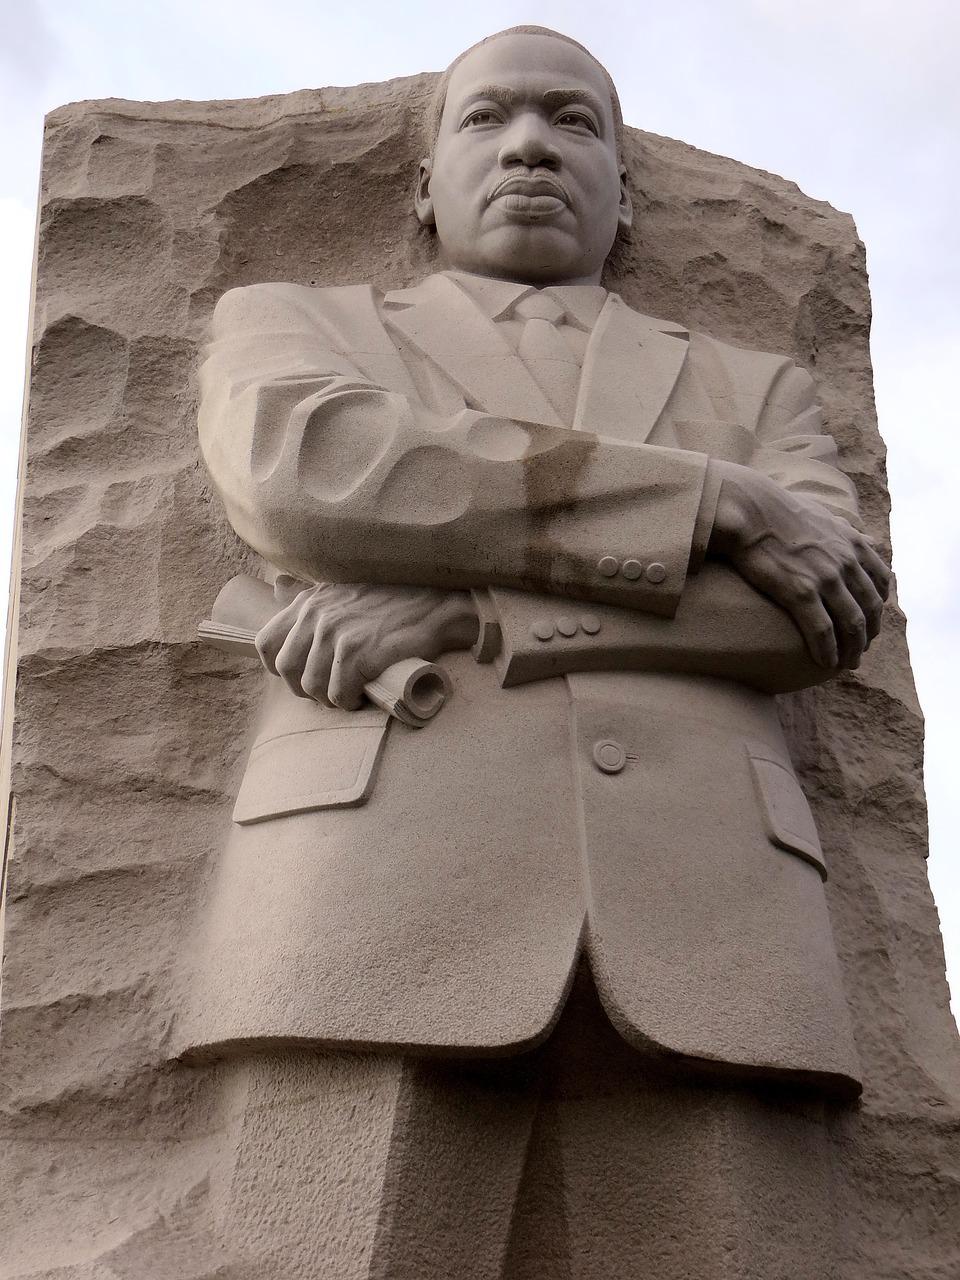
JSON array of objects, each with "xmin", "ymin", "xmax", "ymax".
[
  {"xmin": 442, "ymin": 269, "xmax": 609, "ymax": 333},
  {"xmin": 382, "ymin": 272, "xmax": 689, "ymax": 443}
]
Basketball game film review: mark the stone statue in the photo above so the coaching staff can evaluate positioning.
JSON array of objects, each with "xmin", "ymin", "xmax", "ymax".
[{"xmin": 175, "ymin": 25, "xmax": 892, "ymax": 1278}]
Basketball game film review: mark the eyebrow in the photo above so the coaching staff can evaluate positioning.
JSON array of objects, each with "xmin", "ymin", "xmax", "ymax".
[{"xmin": 461, "ymin": 85, "xmax": 607, "ymax": 122}]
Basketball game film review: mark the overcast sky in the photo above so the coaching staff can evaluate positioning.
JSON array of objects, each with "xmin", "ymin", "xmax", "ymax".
[{"xmin": 2, "ymin": 0, "xmax": 958, "ymax": 1012}]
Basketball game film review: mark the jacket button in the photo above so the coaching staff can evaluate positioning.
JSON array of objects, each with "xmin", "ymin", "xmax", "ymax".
[
  {"xmin": 621, "ymin": 559, "xmax": 643, "ymax": 580},
  {"xmin": 645, "ymin": 562, "xmax": 667, "ymax": 583},
  {"xmin": 531, "ymin": 620, "xmax": 555, "ymax": 641},
  {"xmin": 580, "ymin": 613, "xmax": 601, "ymax": 635},
  {"xmin": 556, "ymin": 615, "xmax": 578, "ymax": 637},
  {"xmin": 597, "ymin": 556, "xmax": 619, "ymax": 577},
  {"xmin": 593, "ymin": 740, "xmax": 627, "ymax": 774}
]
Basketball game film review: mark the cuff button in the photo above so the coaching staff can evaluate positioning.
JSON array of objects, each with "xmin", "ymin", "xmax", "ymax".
[
  {"xmin": 645, "ymin": 562, "xmax": 667, "ymax": 584},
  {"xmin": 597, "ymin": 556, "xmax": 619, "ymax": 577},
  {"xmin": 593, "ymin": 740, "xmax": 627, "ymax": 774},
  {"xmin": 621, "ymin": 559, "xmax": 643, "ymax": 580},
  {"xmin": 531, "ymin": 620, "xmax": 555, "ymax": 641},
  {"xmin": 580, "ymin": 613, "xmax": 601, "ymax": 635},
  {"xmin": 556, "ymin": 615, "xmax": 578, "ymax": 637}
]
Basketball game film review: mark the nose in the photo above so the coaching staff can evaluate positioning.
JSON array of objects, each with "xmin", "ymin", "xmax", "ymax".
[{"xmin": 498, "ymin": 112, "xmax": 561, "ymax": 170}]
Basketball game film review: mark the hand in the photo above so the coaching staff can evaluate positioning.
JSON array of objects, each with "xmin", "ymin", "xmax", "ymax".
[
  {"xmin": 255, "ymin": 582, "xmax": 479, "ymax": 709},
  {"xmin": 708, "ymin": 460, "xmax": 890, "ymax": 669}
]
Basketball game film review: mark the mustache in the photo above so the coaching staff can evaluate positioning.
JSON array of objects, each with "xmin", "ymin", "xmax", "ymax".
[{"xmin": 487, "ymin": 170, "xmax": 570, "ymax": 204}]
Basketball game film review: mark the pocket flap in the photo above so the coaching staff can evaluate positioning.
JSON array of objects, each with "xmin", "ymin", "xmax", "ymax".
[
  {"xmin": 233, "ymin": 718, "xmax": 389, "ymax": 825},
  {"xmin": 747, "ymin": 744, "xmax": 827, "ymax": 879}
]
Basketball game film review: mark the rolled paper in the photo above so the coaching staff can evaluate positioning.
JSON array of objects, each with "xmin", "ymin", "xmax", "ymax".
[
  {"xmin": 197, "ymin": 578, "xmax": 453, "ymax": 721},
  {"xmin": 360, "ymin": 657, "xmax": 452, "ymax": 728}
]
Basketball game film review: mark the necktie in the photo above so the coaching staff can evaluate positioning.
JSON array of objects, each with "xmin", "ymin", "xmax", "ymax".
[{"xmin": 513, "ymin": 290, "xmax": 581, "ymax": 427}]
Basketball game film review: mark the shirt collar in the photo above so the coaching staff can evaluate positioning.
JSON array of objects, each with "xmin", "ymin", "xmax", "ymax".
[{"xmin": 443, "ymin": 270, "xmax": 608, "ymax": 333}]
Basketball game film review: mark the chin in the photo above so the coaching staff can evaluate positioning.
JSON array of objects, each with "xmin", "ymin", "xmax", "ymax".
[{"xmin": 471, "ymin": 227, "xmax": 600, "ymax": 285}]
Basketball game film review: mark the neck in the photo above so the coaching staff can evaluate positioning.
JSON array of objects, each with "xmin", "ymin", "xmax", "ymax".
[{"xmin": 442, "ymin": 263, "xmax": 604, "ymax": 288}]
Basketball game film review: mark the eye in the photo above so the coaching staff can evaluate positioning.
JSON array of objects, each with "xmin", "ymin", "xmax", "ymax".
[
  {"xmin": 461, "ymin": 108, "xmax": 503, "ymax": 129},
  {"xmin": 554, "ymin": 111, "xmax": 599, "ymax": 135}
]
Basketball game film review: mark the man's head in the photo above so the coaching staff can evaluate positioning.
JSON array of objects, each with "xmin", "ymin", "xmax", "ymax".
[{"xmin": 415, "ymin": 27, "xmax": 632, "ymax": 287}]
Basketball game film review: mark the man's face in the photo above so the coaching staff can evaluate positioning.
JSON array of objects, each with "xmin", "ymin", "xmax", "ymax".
[{"xmin": 416, "ymin": 33, "xmax": 631, "ymax": 286}]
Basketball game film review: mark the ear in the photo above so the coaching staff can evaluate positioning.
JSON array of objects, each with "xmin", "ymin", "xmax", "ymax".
[
  {"xmin": 415, "ymin": 158, "xmax": 435, "ymax": 227},
  {"xmin": 617, "ymin": 164, "xmax": 633, "ymax": 236}
]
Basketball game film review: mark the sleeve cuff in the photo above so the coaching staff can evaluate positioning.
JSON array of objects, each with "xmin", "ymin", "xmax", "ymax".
[{"xmin": 470, "ymin": 588, "xmax": 502, "ymax": 663}]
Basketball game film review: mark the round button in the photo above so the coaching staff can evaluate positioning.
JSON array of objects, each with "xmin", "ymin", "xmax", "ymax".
[
  {"xmin": 593, "ymin": 739, "xmax": 627, "ymax": 774},
  {"xmin": 645, "ymin": 562, "xmax": 667, "ymax": 584},
  {"xmin": 597, "ymin": 556, "xmax": 619, "ymax": 577},
  {"xmin": 580, "ymin": 613, "xmax": 601, "ymax": 635},
  {"xmin": 556, "ymin": 615, "xmax": 578, "ymax": 637},
  {"xmin": 621, "ymin": 559, "xmax": 643, "ymax": 580},
  {"xmin": 531, "ymin": 619, "xmax": 554, "ymax": 641}
]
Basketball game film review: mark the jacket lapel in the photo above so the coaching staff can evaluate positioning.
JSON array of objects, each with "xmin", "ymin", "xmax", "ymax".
[
  {"xmin": 383, "ymin": 275, "xmax": 565, "ymax": 426},
  {"xmin": 574, "ymin": 295, "xmax": 689, "ymax": 444}
]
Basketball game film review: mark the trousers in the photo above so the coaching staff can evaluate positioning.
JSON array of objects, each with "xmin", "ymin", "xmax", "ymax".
[{"xmin": 209, "ymin": 963, "xmax": 846, "ymax": 1279}]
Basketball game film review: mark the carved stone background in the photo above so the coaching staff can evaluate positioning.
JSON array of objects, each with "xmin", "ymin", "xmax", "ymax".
[{"xmin": 1, "ymin": 75, "xmax": 958, "ymax": 1277}]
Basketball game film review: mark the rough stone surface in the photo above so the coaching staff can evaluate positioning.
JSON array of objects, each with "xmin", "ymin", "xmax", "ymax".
[{"xmin": 1, "ymin": 73, "xmax": 959, "ymax": 1276}]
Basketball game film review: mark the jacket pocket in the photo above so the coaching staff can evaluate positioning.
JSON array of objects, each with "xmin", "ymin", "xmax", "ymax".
[
  {"xmin": 746, "ymin": 741, "xmax": 827, "ymax": 879},
  {"xmin": 233, "ymin": 712, "xmax": 389, "ymax": 825}
]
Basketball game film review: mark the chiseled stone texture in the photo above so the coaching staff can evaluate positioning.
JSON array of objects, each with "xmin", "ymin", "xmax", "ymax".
[{"xmin": 1, "ymin": 75, "xmax": 958, "ymax": 1277}]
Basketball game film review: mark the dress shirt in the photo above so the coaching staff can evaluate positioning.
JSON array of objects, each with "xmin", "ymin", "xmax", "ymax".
[{"xmin": 444, "ymin": 270, "xmax": 607, "ymax": 366}]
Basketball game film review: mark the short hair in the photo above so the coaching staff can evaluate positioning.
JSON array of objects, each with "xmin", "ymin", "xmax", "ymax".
[{"xmin": 425, "ymin": 26, "xmax": 625, "ymax": 156}]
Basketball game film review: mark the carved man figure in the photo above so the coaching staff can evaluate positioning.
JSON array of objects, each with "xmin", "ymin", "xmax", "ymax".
[{"xmin": 182, "ymin": 26, "xmax": 889, "ymax": 1279}]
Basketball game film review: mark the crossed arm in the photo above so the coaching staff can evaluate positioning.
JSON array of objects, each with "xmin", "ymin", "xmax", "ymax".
[
  {"xmin": 254, "ymin": 472, "xmax": 888, "ymax": 708},
  {"xmin": 201, "ymin": 285, "xmax": 889, "ymax": 707}
]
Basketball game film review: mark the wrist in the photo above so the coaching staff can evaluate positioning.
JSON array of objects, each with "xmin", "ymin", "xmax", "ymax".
[{"xmin": 709, "ymin": 460, "xmax": 769, "ymax": 556}]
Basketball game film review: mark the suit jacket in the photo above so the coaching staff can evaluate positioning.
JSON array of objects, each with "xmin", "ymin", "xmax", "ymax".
[{"xmin": 176, "ymin": 272, "xmax": 863, "ymax": 1096}]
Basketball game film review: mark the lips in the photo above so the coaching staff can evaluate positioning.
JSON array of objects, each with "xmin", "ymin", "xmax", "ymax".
[
  {"xmin": 488, "ymin": 174, "xmax": 569, "ymax": 218},
  {"xmin": 491, "ymin": 176, "xmax": 568, "ymax": 199}
]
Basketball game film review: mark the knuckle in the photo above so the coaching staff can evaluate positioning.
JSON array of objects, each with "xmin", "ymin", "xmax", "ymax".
[
  {"xmin": 254, "ymin": 631, "xmax": 276, "ymax": 665},
  {"xmin": 857, "ymin": 544, "xmax": 878, "ymax": 567},
  {"xmin": 840, "ymin": 610, "xmax": 866, "ymax": 634},
  {"xmin": 256, "ymin": 612, "xmax": 285, "ymax": 644},
  {"xmin": 869, "ymin": 548, "xmax": 890, "ymax": 572},
  {"xmin": 274, "ymin": 648, "xmax": 300, "ymax": 682},
  {"xmin": 300, "ymin": 673, "xmax": 327, "ymax": 702},
  {"xmin": 335, "ymin": 627, "xmax": 364, "ymax": 657},
  {"xmin": 329, "ymin": 683, "xmax": 360, "ymax": 711}
]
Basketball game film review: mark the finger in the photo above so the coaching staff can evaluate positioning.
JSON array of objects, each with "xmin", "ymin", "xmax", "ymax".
[
  {"xmin": 737, "ymin": 547, "xmax": 839, "ymax": 669},
  {"xmin": 821, "ymin": 573, "xmax": 867, "ymax": 669},
  {"xmin": 857, "ymin": 540, "xmax": 892, "ymax": 600},
  {"xmin": 328, "ymin": 631, "xmax": 372, "ymax": 710},
  {"xmin": 843, "ymin": 560, "xmax": 885, "ymax": 644},
  {"xmin": 300, "ymin": 627, "xmax": 337, "ymax": 706},
  {"xmin": 788, "ymin": 581, "xmax": 839, "ymax": 669},
  {"xmin": 255, "ymin": 599, "xmax": 303, "ymax": 675},
  {"xmin": 273, "ymin": 610, "xmax": 322, "ymax": 699}
]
